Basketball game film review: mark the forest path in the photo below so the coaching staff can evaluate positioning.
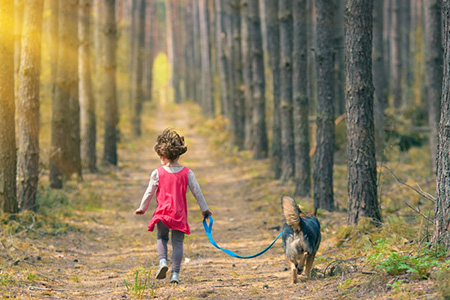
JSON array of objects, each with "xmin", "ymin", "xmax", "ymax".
[{"xmin": 20, "ymin": 104, "xmax": 333, "ymax": 299}]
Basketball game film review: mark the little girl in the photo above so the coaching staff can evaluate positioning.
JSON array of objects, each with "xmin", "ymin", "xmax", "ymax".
[{"xmin": 135, "ymin": 129, "xmax": 212, "ymax": 284}]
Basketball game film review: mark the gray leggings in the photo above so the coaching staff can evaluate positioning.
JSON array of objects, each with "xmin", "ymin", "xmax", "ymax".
[{"xmin": 156, "ymin": 221, "xmax": 185, "ymax": 273}]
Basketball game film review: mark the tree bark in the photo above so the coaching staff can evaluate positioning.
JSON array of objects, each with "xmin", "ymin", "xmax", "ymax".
[
  {"xmin": 241, "ymin": 0, "xmax": 253, "ymax": 150},
  {"xmin": 264, "ymin": 0, "xmax": 282, "ymax": 179},
  {"xmin": 334, "ymin": 0, "xmax": 345, "ymax": 116},
  {"xmin": 199, "ymin": 0, "xmax": 214, "ymax": 117},
  {"xmin": 17, "ymin": 0, "xmax": 43, "ymax": 211},
  {"xmin": 144, "ymin": 0, "xmax": 156, "ymax": 102},
  {"xmin": 433, "ymin": 0, "xmax": 450, "ymax": 248},
  {"xmin": 345, "ymin": 0, "xmax": 381, "ymax": 225},
  {"xmin": 279, "ymin": 0, "xmax": 295, "ymax": 182},
  {"xmin": 131, "ymin": 0, "xmax": 145, "ymax": 136},
  {"xmin": 0, "ymin": 0, "xmax": 18, "ymax": 213},
  {"xmin": 215, "ymin": 0, "xmax": 229, "ymax": 115},
  {"xmin": 14, "ymin": 0, "xmax": 23, "ymax": 110},
  {"xmin": 79, "ymin": 0, "xmax": 97, "ymax": 173},
  {"xmin": 165, "ymin": 0, "xmax": 180, "ymax": 104},
  {"xmin": 103, "ymin": 0, "xmax": 119, "ymax": 165},
  {"xmin": 400, "ymin": 0, "xmax": 411, "ymax": 107},
  {"xmin": 50, "ymin": 0, "xmax": 80, "ymax": 189},
  {"xmin": 424, "ymin": 0, "xmax": 442, "ymax": 172},
  {"xmin": 293, "ymin": 0, "xmax": 310, "ymax": 196},
  {"xmin": 192, "ymin": 0, "xmax": 201, "ymax": 105},
  {"xmin": 314, "ymin": 0, "xmax": 335, "ymax": 211},
  {"xmin": 373, "ymin": 0, "xmax": 388, "ymax": 157},
  {"xmin": 226, "ymin": 0, "xmax": 245, "ymax": 149},
  {"xmin": 249, "ymin": 0, "xmax": 268, "ymax": 159},
  {"xmin": 390, "ymin": 0, "xmax": 401, "ymax": 108}
]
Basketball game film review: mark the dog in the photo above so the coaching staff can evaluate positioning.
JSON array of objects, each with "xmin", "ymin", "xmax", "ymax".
[{"xmin": 281, "ymin": 195, "xmax": 321, "ymax": 283}]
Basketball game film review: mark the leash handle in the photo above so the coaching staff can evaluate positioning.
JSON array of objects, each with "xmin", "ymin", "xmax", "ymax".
[{"xmin": 202, "ymin": 215, "xmax": 283, "ymax": 259}]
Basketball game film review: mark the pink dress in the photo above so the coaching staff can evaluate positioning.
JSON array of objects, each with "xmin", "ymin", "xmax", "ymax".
[{"xmin": 147, "ymin": 166, "xmax": 191, "ymax": 235}]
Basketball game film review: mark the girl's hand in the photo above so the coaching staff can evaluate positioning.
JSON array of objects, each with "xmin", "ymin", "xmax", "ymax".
[
  {"xmin": 202, "ymin": 210, "xmax": 212, "ymax": 219},
  {"xmin": 135, "ymin": 209, "xmax": 145, "ymax": 215}
]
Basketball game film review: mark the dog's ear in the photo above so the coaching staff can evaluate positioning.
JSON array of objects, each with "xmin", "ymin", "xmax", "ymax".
[{"xmin": 281, "ymin": 196, "xmax": 301, "ymax": 232}]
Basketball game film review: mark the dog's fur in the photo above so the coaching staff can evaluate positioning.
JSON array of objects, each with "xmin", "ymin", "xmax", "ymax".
[{"xmin": 281, "ymin": 196, "xmax": 321, "ymax": 283}]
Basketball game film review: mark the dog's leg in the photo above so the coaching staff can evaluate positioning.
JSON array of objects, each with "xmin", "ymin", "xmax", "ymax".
[
  {"xmin": 297, "ymin": 252, "xmax": 307, "ymax": 275},
  {"xmin": 304, "ymin": 252, "xmax": 317, "ymax": 278},
  {"xmin": 286, "ymin": 258, "xmax": 298, "ymax": 284}
]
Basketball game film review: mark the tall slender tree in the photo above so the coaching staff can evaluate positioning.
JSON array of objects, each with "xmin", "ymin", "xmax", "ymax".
[
  {"xmin": 198, "ymin": 0, "xmax": 214, "ymax": 117},
  {"xmin": 345, "ymin": 0, "xmax": 381, "ymax": 225},
  {"xmin": 14, "ymin": 0, "xmax": 23, "ymax": 104},
  {"xmin": 433, "ymin": 0, "xmax": 450, "ymax": 248},
  {"xmin": 79, "ymin": 0, "xmax": 97, "ymax": 172},
  {"xmin": 17, "ymin": 0, "xmax": 44, "ymax": 210},
  {"xmin": 241, "ymin": 0, "xmax": 253, "ymax": 150},
  {"xmin": 424, "ymin": 0, "xmax": 442, "ymax": 172},
  {"xmin": 314, "ymin": 0, "xmax": 335, "ymax": 211},
  {"xmin": 0, "ymin": 0, "xmax": 18, "ymax": 213},
  {"xmin": 334, "ymin": 0, "xmax": 345, "ymax": 116},
  {"xmin": 293, "ymin": 0, "xmax": 310, "ymax": 196},
  {"xmin": 50, "ymin": 0, "xmax": 80, "ymax": 188},
  {"xmin": 265, "ymin": 0, "xmax": 282, "ymax": 179},
  {"xmin": 373, "ymin": 0, "xmax": 388, "ymax": 157},
  {"xmin": 103, "ymin": 0, "xmax": 119, "ymax": 165},
  {"xmin": 279, "ymin": 0, "xmax": 295, "ymax": 182},
  {"xmin": 390, "ymin": 0, "xmax": 401, "ymax": 107},
  {"xmin": 226, "ymin": 0, "xmax": 245, "ymax": 149},
  {"xmin": 131, "ymin": 0, "xmax": 145, "ymax": 136},
  {"xmin": 165, "ymin": 0, "xmax": 180, "ymax": 104},
  {"xmin": 215, "ymin": 0, "xmax": 229, "ymax": 115},
  {"xmin": 249, "ymin": 0, "xmax": 268, "ymax": 159},
  {"xmin": 192, "ymin": 0, "xmax": 201, "ymax": 105},
  {"xmin": 144, "ymin": 0, "xmax": 156, "ymax": 102},
  {"xmin": 68, "ymin": 0, "xmax": 81, "ymax": 180}
]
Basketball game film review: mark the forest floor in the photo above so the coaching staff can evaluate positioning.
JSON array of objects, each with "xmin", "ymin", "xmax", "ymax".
[{"xmin": 0, "ymin": 103, "xmax": 447, "ymax": 299}]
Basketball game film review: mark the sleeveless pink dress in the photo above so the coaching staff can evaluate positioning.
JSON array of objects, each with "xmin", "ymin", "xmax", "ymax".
[{"xmin": 147, "ymin": 166, "xmax": 191, "ymax": 235}]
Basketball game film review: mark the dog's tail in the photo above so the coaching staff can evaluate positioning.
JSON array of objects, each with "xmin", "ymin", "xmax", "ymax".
[{"xmin": 281, "ymin": 196, "xmax": 301, "ymax": 232}]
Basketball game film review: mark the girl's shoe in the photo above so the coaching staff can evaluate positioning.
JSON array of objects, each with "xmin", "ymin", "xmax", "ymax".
[
  {"xmin": 155, "ymin": 259, "xmax": 168, "ymax": 279},
  {"xmin": 170, "ymin": 272, "xmax": 180, "ymax": 284}
]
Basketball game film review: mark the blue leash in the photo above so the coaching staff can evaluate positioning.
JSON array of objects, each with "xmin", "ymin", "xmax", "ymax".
[{"xmin": 202, "ymin": 216, "xmax": 283, "ymax": 259}]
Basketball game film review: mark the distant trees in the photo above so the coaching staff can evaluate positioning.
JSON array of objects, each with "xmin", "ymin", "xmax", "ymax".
[
  {"xmin": 433, "ymin": 0, "xmax": 450, "ymax": 248},
  {"xmin": 0, "ymin": 1, "xmax": 18, "ymax": 213},
  {"xmin": 345, "ymin": 0, "xmax": 381, "ymax": 225}
]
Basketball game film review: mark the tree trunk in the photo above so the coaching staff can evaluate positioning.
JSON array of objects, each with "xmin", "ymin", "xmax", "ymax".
[
  {"xmin": 131, "ymin": 0, "xmax": 145, "ymax": 136},
  {"xmin": 345, "ymin": 0, "xmax": 381, "ymax": 225},
  {"xmin": 17, "ymin": 0, "xmax": 43, "ymax": 211},
  {"xmin": 249, "ymin": 0, "xmax": 268, "ymax": 159},
  {"xmin": 390, "ymin": 0, "xmax": 401, "ymax": 108},
  {"xmin": 373, "ymin": 0, "xmax": 388, "ymax": 157},
  {"xmin": 293, "ymin": 0, "xmax": 310, "ymax": 196},
  {"xmin": 400, "ymin": 0, "xmax": 411, "ymax": 107},
  {"xmin": 65, "ymin": 0, "xmax": 81, "ymax": 180},
  {"xmin": 215, "ymin": 0, "xmax": 229, "ymax": 115},
  {"xmin": 279, "ymin": 0, "xmax": 295, "ymax": 182},
  {"xmin": 226, "ymin": 0, "xmax": 245, "ymax": 149},
  {"xmin": 50, "ymin": 0, "xmax": 80, "ymax": 189},
  {"xmin": 264, "ymin": 0, "xmax": 282, "ymax": 179},
  {"xmin": 334, "ymin": 0, "xmax": 345, "ymax": 116},
  {"xmin": 79, "ymin": 0, "xmax": 97, "ymax": 173},
  {"xmin": 424, "ymin": 0, "xmax": 442, "ymax": 173},
  {"xmin": 192, "ymin": 0, "xmax": 201, "ymax": 105},
  {"xmin": 307, "ymin": 0, "xmax": 317, "ymax": 115},
  {"xmin": 0, "ymin": 0, "xmax": 18, "ymax": 213},
  {"xmin": 165, "ymin": 0, "xmax": 180, "ymax": 104},
  {"xmin": 14, "ymin": 0, "xmax": 23, "ymax": 111},
  {"xmin": 144, "ymin": 0, "xmax": 156, "ymax": 102},
  {"xmin": 433, "ymin": 0, "xmax": 450, "ymax": 248},
  {"xmin": 198, "ymin": 0, "xmax": 214, "ymax": 117},
  {"xmin": 103, "ymin": 0, "xmax": 119, "ymax": 165},
  {"xmin": 241, "ymin": 0, "xmax": 253, "ymax": 150},
  {"xmin": 314, "ymin": 0, "xmax": 335, "ymax": 211}
]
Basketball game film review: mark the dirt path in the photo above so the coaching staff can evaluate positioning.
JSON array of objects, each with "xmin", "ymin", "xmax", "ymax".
[{"xmin": 5, "ymin": 104, "xmax": 406, "ymax": 299}]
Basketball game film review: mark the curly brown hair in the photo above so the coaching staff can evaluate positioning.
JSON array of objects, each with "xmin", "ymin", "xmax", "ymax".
[{"xmin": 154, "ymin": 129, "xmax": 187, "ymax": 161}]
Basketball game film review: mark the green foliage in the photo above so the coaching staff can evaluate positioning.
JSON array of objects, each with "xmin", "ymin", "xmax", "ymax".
[
  {"xmin": 368, "ymin": 239, "xmax": 448, "ymax": 279},
  {"xmin": 123, "ymin": 268, "xmax": 158, "ymax": 299},
  {"xmin": 26, "ymin": 272, "xmax": 39, "ymax": 282}
]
